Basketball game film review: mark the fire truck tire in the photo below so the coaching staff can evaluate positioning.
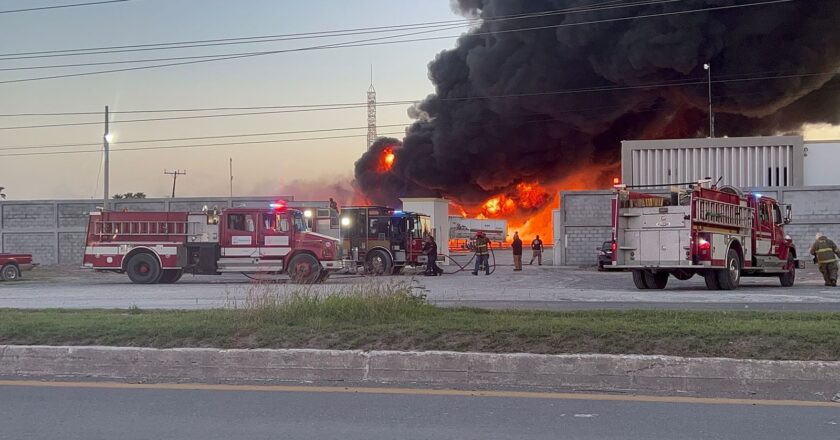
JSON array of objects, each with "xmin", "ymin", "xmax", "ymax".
[
  {"xmin": 125, "ymin": 253, "xmax": 162, "ymax": 284},
  {"xmin": 159, "ymin": 269, "xmax": 183, "ymax": 284},
  {"xmin": 1, "ymin": 264, "xmax": 20, "ymax": 281},
  {"xmin": 392, "ymin": 266, "xmax": 404, "ymax": 275},
  {"xmin": 288, "ymin": 254, "xmax": 322, "ymax": 284},
  {"xmin": 643, "ymin": 271, "xmax": 669, "ymax": 289},
  {"xmin": 779, "ymin": 254, "xmax": 796, "ymax": 287},
  {"xmin": 632, "ymin": 270, "xmax": 649, "ymax": 289},
  {"xmin": 715, "ymin": 249, "xmax": 741, "ymax": 290},
  {"xmin": 365, "ymin": 250, "xmax": 393, "ymax": 276},
  {"xmin": 704, "ymin": 271, "xmax": 721, "ymax": 290}
]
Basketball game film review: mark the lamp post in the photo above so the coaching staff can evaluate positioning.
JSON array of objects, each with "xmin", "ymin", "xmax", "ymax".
[{"xmin": 704, "ymin": 63, "xmax": 714, "ymax": 138}]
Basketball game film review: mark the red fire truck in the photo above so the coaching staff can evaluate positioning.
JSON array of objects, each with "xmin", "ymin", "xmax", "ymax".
[
  {"xmin": 82, "ymin": 202, "xmax": 342, "ymax": 284},
  {"xmin": 339, "ymin": 206, "xmax": 433, "ymax": 274},
  {"xmin": 604, "ymin": 180, "xmax": 799, "ymax": 290}
]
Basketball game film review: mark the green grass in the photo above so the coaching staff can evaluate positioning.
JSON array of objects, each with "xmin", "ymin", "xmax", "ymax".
[{"xmin": 1, "ymin": 282, "xmax": 839, "ymax": 360}]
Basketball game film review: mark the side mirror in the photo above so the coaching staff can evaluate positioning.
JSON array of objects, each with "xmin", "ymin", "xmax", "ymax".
[{"xmin": 784, "ymin": 204, "xmax": 792, "ymax": 224}]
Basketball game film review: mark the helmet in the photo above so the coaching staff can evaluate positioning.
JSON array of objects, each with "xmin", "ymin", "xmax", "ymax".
[{"xmin": 476, "ymin": 231, "xmax": 485, "ymax": 237}]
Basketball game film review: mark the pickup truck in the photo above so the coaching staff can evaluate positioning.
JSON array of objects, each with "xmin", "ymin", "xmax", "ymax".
[{"xmin": 0, "ymin": 253, "xmax": 35, "ymax": 281}]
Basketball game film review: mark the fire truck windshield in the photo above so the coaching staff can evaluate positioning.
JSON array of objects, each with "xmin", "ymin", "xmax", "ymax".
[{"xmin": 292, "ymin": 211, "xmax": 309, "ymax": 232}]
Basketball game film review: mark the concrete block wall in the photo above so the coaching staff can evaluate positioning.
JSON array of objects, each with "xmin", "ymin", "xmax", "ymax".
[
  {"xmin": 0, "ymin": 196, "xmax": 278, "ymax": 266},
  {"xmin": 556, "ymin": 186, "xmax": 840, "ymax": 266}
]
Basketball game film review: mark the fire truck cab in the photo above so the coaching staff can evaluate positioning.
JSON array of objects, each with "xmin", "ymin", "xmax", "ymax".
[
  {"xmin": 83, "ymin": 202, "xmax": 342, "ymax": 284},
  {"xmin": 339, "ymin": 206, "xmax": 433, "ymax": 275},
  {"xmin": 605, "ymin": 180, "xmax": 799, "ymax": 290}
]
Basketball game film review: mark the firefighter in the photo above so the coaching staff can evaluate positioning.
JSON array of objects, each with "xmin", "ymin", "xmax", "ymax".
[
  {"xmin": 472, "ymin": 231, "xmax": 491, "ymax": 275},
  {"xmin": 810, "ymin": 233, "xmax": 840, "ymax": 286},
  {"xmin": 511, "ymin": 231, "xmax": 523, "ymax": 271},
  {"xmin": 423, "ymin": 235, "xmax": 443, "ymax": 276},
  {"xmin": 529, "ymin": 235, "xmax": 544, "ymax": 266}
]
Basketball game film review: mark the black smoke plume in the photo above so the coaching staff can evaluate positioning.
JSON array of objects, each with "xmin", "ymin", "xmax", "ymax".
[{"xmin": 355, "ymin": 0, "xmax": 840, "ymax": 209}]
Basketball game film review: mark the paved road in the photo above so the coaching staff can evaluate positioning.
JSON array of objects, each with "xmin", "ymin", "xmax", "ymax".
[
  {"xmin": 1, "ymin": 381, "xmax": 838, "ymax": 440},
  {"xmin": 2, "ymin": 254, "xmax": 839, "ymax": 310}
]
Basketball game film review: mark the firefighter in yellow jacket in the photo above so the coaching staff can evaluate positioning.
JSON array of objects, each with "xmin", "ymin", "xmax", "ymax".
[{"xmin": 810, "ymin": 233, "xmax": 840, "ymax": 286}]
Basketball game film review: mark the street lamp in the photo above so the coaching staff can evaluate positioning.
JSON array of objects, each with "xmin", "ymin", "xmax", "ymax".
[{"xmin": 704, "ymin": 63, "xmax": 714, "ymax": 138}]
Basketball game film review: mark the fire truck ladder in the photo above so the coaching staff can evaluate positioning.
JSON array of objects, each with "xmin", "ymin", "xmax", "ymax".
[
  {"xmin": 94, "ymin": 220, "xmax": 191, "ymax": 237},
  {"xmin": 694, "ymin": 198, "xmax": 753, "ymax": 230}
]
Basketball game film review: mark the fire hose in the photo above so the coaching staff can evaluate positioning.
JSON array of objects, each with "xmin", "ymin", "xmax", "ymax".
[{"xmin": 441, "ymin": 244, "xmax": 497, "ymax": 275}]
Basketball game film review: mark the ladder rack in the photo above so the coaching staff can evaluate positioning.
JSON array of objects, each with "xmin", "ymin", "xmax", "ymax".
[{"xmin": 694, "ymin": 198, "xmax": 753, "ymax": 230}]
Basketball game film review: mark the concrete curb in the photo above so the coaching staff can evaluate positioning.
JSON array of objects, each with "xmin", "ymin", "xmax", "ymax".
[{"xmin": 1, "ymin": 345, "xmax": 839, "ymax": 401}]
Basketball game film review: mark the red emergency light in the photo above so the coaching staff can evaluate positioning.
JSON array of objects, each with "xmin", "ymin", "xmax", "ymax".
[{"xmin": 269, "ymin": 200, "xmax": 287, "ymax": 210}]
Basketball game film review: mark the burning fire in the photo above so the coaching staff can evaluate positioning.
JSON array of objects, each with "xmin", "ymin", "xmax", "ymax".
[
  {"xmin": 462, "ymin": 165, "xmax": 618, "ymax": 243},
  {"xmin": 377, "ymin": 147, "xmax": 396, "ymax": 173}
]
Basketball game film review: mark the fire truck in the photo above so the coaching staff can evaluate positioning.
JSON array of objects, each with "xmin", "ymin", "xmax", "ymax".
[
  {"xmin": 339, "ymin": 206, "xmax": 433, "ymax": 274},
  {"xmin": 82, "ymin": 201, "xmax": 342, "ymax": 284},
  {"xmin": 604, "ymin": 180, "xmax": 799, "ymax": 290}
]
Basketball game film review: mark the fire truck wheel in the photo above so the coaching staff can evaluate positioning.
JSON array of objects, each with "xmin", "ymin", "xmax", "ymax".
[
  {"xmin": 125, "ymin": 253, "xmax": 162, "ymax": 284},
  {"xmin": 365, "ymin": 250, "xmax": 393, "ymax": 276},
  {"xmin": 159, "ymin": 269, "xmax": 183, "ymax": 284},
  {"xmin": 288, "ymin": 254, "xmax": 321, "ymax": 284},
  {"xmin": 715, "ymin": 249, "xmax": 741, "ymax": 290},
  {"xmin": 703, "ymin": 271, "xmax": 721, "ymax": 290},
  {"xmin": 643, "ymin": 271, "xmax": 668, "ymax": 289},
  {"xmin": 779, "ymin": 254, "xmax": 796, "ymax": 287},
  {"xmin": 632, "ymin": 270, "xmax": 649, "ymax": 289},
  {"xmin": 1, "ymin": 264, "xmax": 20, "ymax": 281}
]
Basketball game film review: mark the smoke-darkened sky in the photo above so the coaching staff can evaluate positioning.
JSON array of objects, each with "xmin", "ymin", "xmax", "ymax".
[{"xmin": 355, "ymin": 0, "xmax": 840, "ymax": 208}]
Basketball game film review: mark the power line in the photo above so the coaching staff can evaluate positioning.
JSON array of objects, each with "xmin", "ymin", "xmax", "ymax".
[
  {"xmin": 0, "ymin": 0, "xmax": 794, "ymax": 86},
  {"xmin": 0, "ymin": 123, "xmax": 411, "ymax": 151},
  {"xmin": 0, "ymin": 67, "xmax": 833, "ymax": 130},
  {"xmin": 0, "ymin": 0, "xmax": 130, "ymax": 14},
  {"xmin": 0, "ymin": 0, "xmax": 680, "ymax": 61},
  {"xmin": 0, "ymin": 131, "xmax": 408, "ymax": 158}
]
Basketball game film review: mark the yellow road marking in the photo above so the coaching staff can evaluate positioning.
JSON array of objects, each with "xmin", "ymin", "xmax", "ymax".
[{"xmin": 0, "ymin": 380, "xmax": 837, "ymax": 408}]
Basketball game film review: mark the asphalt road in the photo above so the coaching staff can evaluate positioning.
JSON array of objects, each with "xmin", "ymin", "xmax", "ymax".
[
  {"xmin": 1, "ymin": 382, "xmax": 838, "ymax": 440},
  {"xmin": 2, "ymin": 253, "xmax": 839, "ymax": 311}
]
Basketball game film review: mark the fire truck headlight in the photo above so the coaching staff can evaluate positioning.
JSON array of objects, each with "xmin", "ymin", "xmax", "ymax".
[
  {"xmin": 341, "ymin": 217, "xmax": 351, "ymax": 227},
  {"xmin": 304, "ymin": 210, "xmax": 313, "ymax": 218}
]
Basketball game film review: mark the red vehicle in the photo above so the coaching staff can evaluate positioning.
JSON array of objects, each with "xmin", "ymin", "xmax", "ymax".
[
  {"xmin": 0, "ymin": 253, "xmax": 34, "ymax": 281},
  {"xmin": 604, "ymin": 180, "xmax": 799, "ymax": 290},
  {"xmin": 339, "ymin": 206, "xmax": 433, "ymax": 274},
  {"xmin": 82, "ymin": 202, "xmax": 342, "ymax": 284}
]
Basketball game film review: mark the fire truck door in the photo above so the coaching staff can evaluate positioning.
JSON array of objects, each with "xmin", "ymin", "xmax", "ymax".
[
  {"xmin": 222, "ymin": 212, "xmax": 258, "ymax": 258},
  {"xmin": 755, "ymin": 201, "xmax": 773, "ymax": 256},
  {"xmin": 259, "ymin": 213, "xmax": 291, "ymax": 259}
]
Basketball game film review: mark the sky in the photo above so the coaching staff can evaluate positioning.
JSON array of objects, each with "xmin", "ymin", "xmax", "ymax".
[
  {"xmin": 1, "ymin": 0, "xmax": 838, "ymax": 201},
  {"xmin": 0, "ymin": 0, "xmax": 460, "ymax": 200}
]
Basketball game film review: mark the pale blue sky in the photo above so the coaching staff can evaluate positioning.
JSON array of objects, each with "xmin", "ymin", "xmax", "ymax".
[{"xmin": 0, "ymin": 0, "xmax": 461, "ymax": 199}]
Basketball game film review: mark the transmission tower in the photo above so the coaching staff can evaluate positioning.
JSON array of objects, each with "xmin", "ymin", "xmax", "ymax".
[{"xmin": 367, "ymin": 66, "xmax": 376, "ymax": 148}]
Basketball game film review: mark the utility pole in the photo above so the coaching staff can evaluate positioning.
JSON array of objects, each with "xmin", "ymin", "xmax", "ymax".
[
  {"xmin": 164, "ymin": 170, "xmax": 186, "ymax": 198},
  {"xmin": 229, "ymin": 158, "xmax": 233, "ymax": 199},
  {"xmin": 103, "ymin": 105, "xmax": 110, "ymax": 210},
  {"xmin": 704, "ymin": 63, "xmax": 714, "ymax": 138}
]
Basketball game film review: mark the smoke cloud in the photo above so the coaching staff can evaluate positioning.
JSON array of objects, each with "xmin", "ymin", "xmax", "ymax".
[{"xmin": 354, "ymin": 0, "xmax": 840, "ymax": 209}]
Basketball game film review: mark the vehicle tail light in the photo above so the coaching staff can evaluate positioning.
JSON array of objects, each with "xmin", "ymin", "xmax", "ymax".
[{"xmin": 696, "ymin": 234, "xmax": 712, "ymax": 261}]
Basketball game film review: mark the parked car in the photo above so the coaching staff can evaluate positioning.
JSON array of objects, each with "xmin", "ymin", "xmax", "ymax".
[
  {"xmin": 0, "ymin": 253, "xmax": 35, "ymax": 281},
  {"xmin": 597, "ymin": 241, "xmax": 613, "ymax": 271}
]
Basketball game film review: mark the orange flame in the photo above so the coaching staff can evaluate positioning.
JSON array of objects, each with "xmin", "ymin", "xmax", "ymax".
[{"xmin": 377, "ymin": 147, "xmax": 395, "ymax": 173}]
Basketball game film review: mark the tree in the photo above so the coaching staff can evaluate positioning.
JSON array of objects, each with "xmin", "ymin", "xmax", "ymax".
[{"xmin": 112, "ymin": 192, "xmax": 146, "ymax": 199}]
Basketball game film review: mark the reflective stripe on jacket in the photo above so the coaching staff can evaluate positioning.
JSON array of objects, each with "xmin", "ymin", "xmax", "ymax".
[
  {"xmin": 475, "ymin": 237, "xmax": 490, "ymax": 256},
  {"xmin": 811, "ymin": 238, "xmax": 840, "ymax": 264}
]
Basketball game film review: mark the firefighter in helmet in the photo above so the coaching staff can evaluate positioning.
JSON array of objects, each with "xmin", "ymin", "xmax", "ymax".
[
  {"xmin": 810, "ymin": 233, "xmax": 840, "ymax": 286},
  {"xmin": 472, "ymin": 231, "xmax": 491, "ymax": 276}
]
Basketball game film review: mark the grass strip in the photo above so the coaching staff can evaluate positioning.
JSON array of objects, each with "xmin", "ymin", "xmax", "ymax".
[{"xmin": 1, "ymin": 284, "xmax": 839, "ymax": 360}]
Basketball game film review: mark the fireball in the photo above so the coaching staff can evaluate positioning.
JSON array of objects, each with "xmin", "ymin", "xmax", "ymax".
[{"xmin": 377, "ymin": 147, "xmax": 396, "ymax": 173}]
